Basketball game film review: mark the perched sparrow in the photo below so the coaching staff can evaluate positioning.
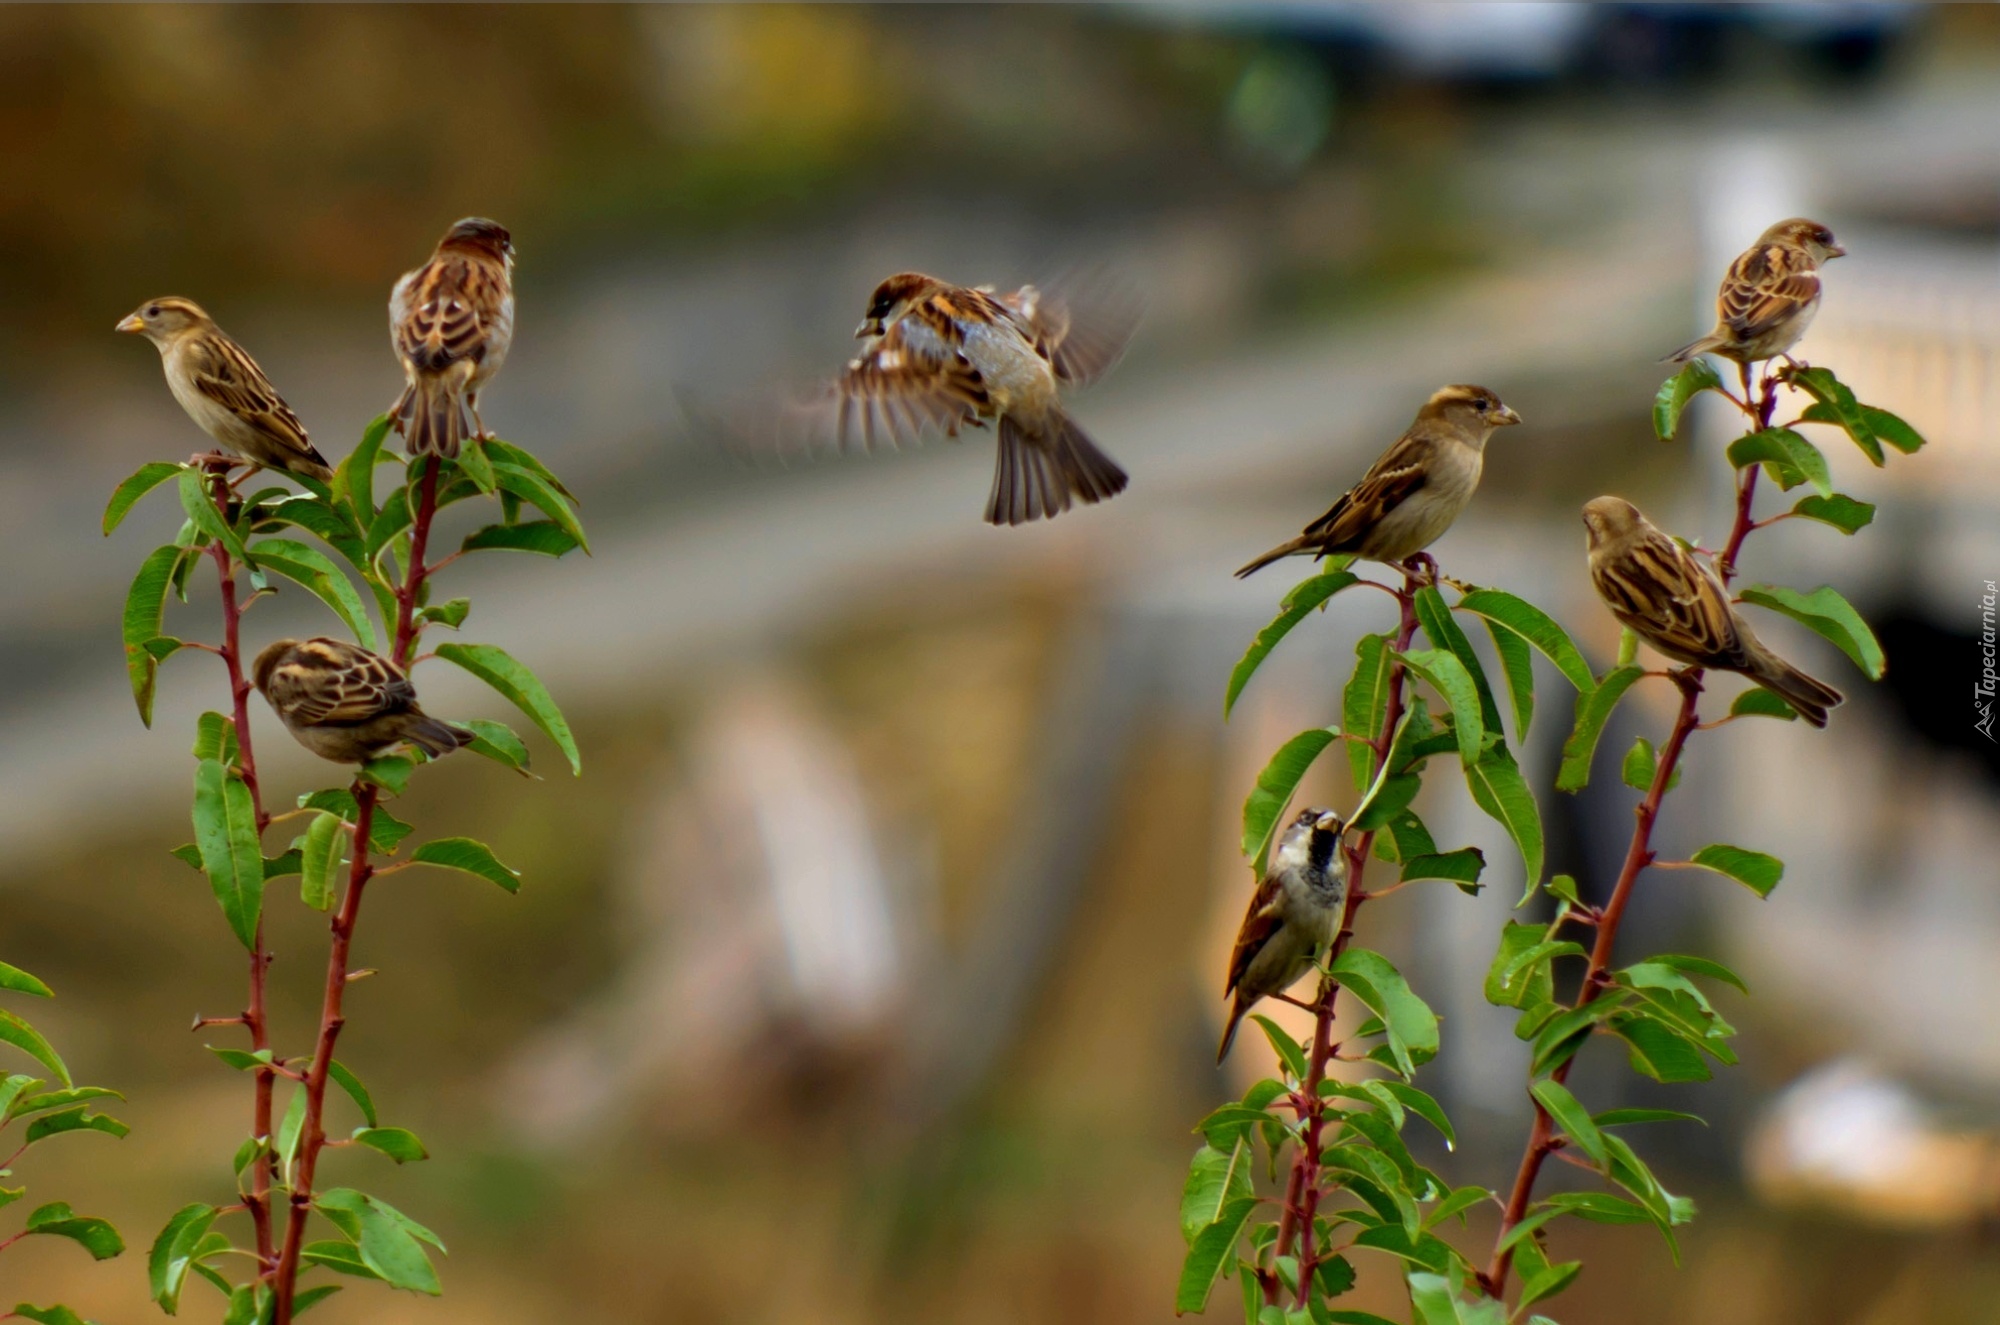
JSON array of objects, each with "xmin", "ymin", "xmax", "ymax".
[
  {"xmin": 254, "ymin": 637, "xmax": 474, "ymax": 764},
  {"xmin": 116, "ymin": 298, "xmax": 333, "ymax": 480},
  {"xmin": 1218, "ymin": 807, "xmax": 1349, "ymax": 1064},
  {"xmin": 775, "ymin": 271, "xmax": 1136, "ymax": 526},
  {"xmin": 1667, "ymin": 218, "xmax": 1844, "ymax": 366},
  {"xmin": 1582, "ymin": 496, "xmax": 1843, "ymax": 727},
  {"xmin": 1236, "ymin": 385, "xmax": 1521, "ymax": 578},
  {"xmin": 389, "ymin": 218, "xmax": 515, "ymax": 458}
]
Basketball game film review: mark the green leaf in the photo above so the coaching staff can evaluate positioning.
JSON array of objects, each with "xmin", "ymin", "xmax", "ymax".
[
  {"xmin": 1790, "ymin": 366, "xmax": 1883, "ymax": 465},
  {"xmin": 248, "ymin": 538, "xmax": 379, "ymax": 652},
  {"xmin": 24, "ymin": 1202, "xmax": 125, "ymax": 1260},
  {"xmin": 1530, "ymin": 1078, "xmax": 1607, "ymax": 1167},
  {"xmin": 0, "ymin": 963, "xmax": 53, "ymax": 998},
  {"xmin": 434, "ymin": 642, "xmax": 580, "ymax": 775},
  {"xmin": 1240, "ymin": 727, "xmax": 1340, "ymax": 870},
  {"xmin": 1557, "ymin": 665, "xmax": 1644, "ymax": 793},
  {"xmin": 254, "ymin": 494, "xmax": 369, "ymax": 570},
  {"xmin": 491, "ymin": 462, "xmax": 589, "ymax": 554},
  {"xmin": 408, "ymin": 837, "xmax": 521, "ymax": 893},
  {"xmin": 1176, "ymin": 1196, "xmax": 1257, "ymax": 1314},
  {"xmin": 294, "ymin": 1285, "xmax": 343, "ymax": 1318},
  {"xmin": 1485, "ymin": 923, "xmax": 1557, "ymax": 1009},
  {"xmin": 1729, "ymin": 688, "xmax": 1799, "ymax": 721},
  {"xmin": 1197, "ymin": 1104, "xmax": 1282, "ymax": 1151},
  {"xmin": 207, "ymin": 1046, "xmax": 274, "ymax": 1071},
  {"xmin": 1859, "ymin": 405, "xmax": 1924, "ymax": 455},
  {"xmin": 1226, "ymin": 571, "xmax": 1362, "ymax": 718},
  {"xmin": 352, "ymin": 1126, "xmax": 429, "ymax": 1164},
  {"xmin": 1791, "ymin": 492, "xmax": 1874, "ymax": 535},
  {"xmin": 1620, "ymin": 737, "xmax": 1682, "ymax": 793},
  {"xmin": 6, "ymin": 1087, "xmax": 121, "ymax": 1122},
  {"xmin": 299, "ymin": 811, "xmax": 344, "ymax": 912},
  {"xmin": 1530, "ymin": 995, "xmax": 1629, "ymax": 1076},
  {"xmin": 0, "ymin": 1011, "xmax": 70, "ymax": 1087},
  {"xmin": 327, "ymin": 1060, "xmax": 379, "ymax": 1128},
  {"xmin": 1373, "ymin": 1081, "xmax": 1457, "ymax": 1150},
  {"xmin": 1399, "ymin": 848, "xmax": 1485, "ymax": 894},
  {"xmin": 190, "ymin": 712, "xmax": 239, "ymax": 766},
  {"xmin": 1457, "ymin": 588, "xmax": 1594, "ymax": 694},
  {"xmin": 358, "ymin": 755, "xmax": 414, "ymax": 795},
  {"xmin": 1350, "ymin": 774, "xmax": 1420, "ymax": 835},
  {"xmin": 297, "ymin": 789, "xmax": 412, "ymax": 853},
  {"xmin": 482, "ymin": 438, "xmax": 577, "ymax": 500},
  {"xmin": 1482, "ymin": 616, "xmax": 1536, "ymax": 740},
  {"xmin": 1423, "ymin": 1185, "xmax": 1490, "ymax": 1228},
  {"xmin": 1593, "ymin": 1109, "xmax": 1705, "ymax": 1129},
  {"xmin": 1329, "ymin": 949, "xmax": 1438, "ymax": 1070},
  {"xmin": 1653, "ymin": 359, "xmax": 1722, "ymax": 440},
  {"xmin": 149, "ymin": 1203, "xmax": 219, "ymax": 1313},
  {"xmin": 1688, "ymin": 843, "xmax": 1783, "ymax": 897},
  {"xmin": 1464, "ymin": 747, "xmax": 1542, "ymax": 896},
  {"xmin": 1342, "ymin": 635, "xmax": 1393, "ymax": 789},
  {"xmin": 333, "ymin": 415, "xmax": 394, "ymax": 525},
  {"xmin": 1727, "ymin": 427, "xmax": 1832, "ymax": 497},
  {"xmin": 176, "ymin": 469, "xmax": 251, "ymax": 563},
  {"xmin": 1602, "ymin": 1131, "xmax": 1695, "ymax": 1257},
  {"xmin": 10, "ymin": 1305, "xmax": 90, "ymax": 1325},
  {"xmin": 1413, "ymin": 587, "xmax": 1501, "ymax": 737},
  {"xmin": 418, "ymin": 597, "xmax": 470, "ymax": 629},
  {"xmin": 1648, "ymin": 952, "xmax": 1748, "ymax": 993},
  {"xmin": 302, "ymin": 1239, "xmax": 383, "ymax": 1281},
  {"xmin": 1397, "ymin": 650, "xmax": 1484, "ymax": 769},
  {"xmin": 1406, "ymin": 1271, "xmax": 1507, "ymax": 1325},
  {"xmin": 1181, "ymin": 1140, "xmax": 1254, "ymax": 1244},
  {"xmin": 454, "ymin": 438, "xmax": 497, "ymax": 493},
  {"xmin": 365, "ymin": 486, "xmax": 412, "ymax": 563},
  {"xmin": 104, "ymin": 461, "xmax": 186, "ymax": 535},
  {"xmin": 23, "ymin": 1105, "xmax": 129, "ymax": 1145},
  {"xmin": 1737, "ymin": 583, "xmax": 1884, "ymax": 679},
  {"xmin": 1382, "ymin": 810, "xmax": 1437, "ymax": 864},
  {"xmin": 1519, "ymin": 1260, "xmax": 1583, "ymax": 1311},
  {"xmin": 1325, "ymin": 1146, "xmax": 1419, "ymax": 1236},
  {"xmin": 1608, "ymin": 1013, "xmax": 1712, "ymax": 1083},
  {"xmin": 459, "ymin": 718, "xmax": 532, "ymax": 774},
  {"xmin": 458, "ymin": 520, "xmax": 582, "ymax": 559},
  {"xmin": 1250, "ymin": 1015, "xmax": 1309, "ymax": 1082},
  {"xmin": 192, "ymin": 759, "xmax": 264, "ymax": 950},
  {"xmin": 123, "ymin": 545, "xmax": 184, "ymax": 726}
]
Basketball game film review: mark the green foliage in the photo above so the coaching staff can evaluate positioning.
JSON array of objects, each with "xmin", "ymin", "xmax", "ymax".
[
  {"xmin": 1652, "ymin": 359, "xmax": 1721, "ymax": 439},
  {"xmin": 1737, "ymin": 583, "xmax": 1885, "ymax": 679},
  {"xmin": 1227, "ymin": 570, "xmax": 1361, "ymax": 718},
  {"xmin": 434, "ymin": 643, "xmax": 581, "ymax": 775},
  {"xmin": 1686, "ymin": 844, "xmax": 1783, "ymax": 897},
  {"xmin": 1557, "ymin": 665, "xmax": 1643, "ymax": 793},
  {"xmin": 1727, "ymin": 427, "xmax": 1831, "ymax": 496},
  {"xmin": 1240, "ymin": 727, "xmax": 1341, "ymax": 873}
]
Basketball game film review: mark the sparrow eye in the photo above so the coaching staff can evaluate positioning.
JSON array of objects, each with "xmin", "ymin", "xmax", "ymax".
[{"xmin": 146, "ymin": 305, "xmax": 159, "ymax": 317}]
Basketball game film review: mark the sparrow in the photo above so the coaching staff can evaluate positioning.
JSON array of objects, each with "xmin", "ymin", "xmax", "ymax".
[
  {"xmin": 776, "ymin": 270, "xmax": 1136, "ymax": 526},
  {"xmin": 1235, "ymin": 385, "xmax": 1521, "ymax": 578},
  {"xmin": 1666, "ymin": 218, "xmax": 1844, "ymax": 366},
  {"xmin": 389, "ymin": 217, "xmax": 515, "ymax": 458},
  {"xmin": 116, "ymin": 298, "xmax": 334, "ymax": 480},
  {"xmin": 1582, "ymin": 496, "xmax": 1843, "ymax": 727},
  {"xmin": 1217, "ymin": 807, "xmax": 1349, "ymax": 1064},
  {"xmin": 253, "ymin": 637, "xmax": 474, "ymax": 764}
]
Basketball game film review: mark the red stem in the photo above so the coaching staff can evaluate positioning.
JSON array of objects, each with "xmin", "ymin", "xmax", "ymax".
[
  {"xmin": 207, "ymin": 472, "xmax": 277, "ymax": 1272},
  {"xmin": 270, "ymin": 461, "xmax": 437, "ymax": 1323},
  {"xmin": 1268, "ymin": 570, "xmax": 1424, "ymax": 1307},
  {"xmin": 1481, "ymin": 366, "xmax": 1774, "ymax": 1302}
]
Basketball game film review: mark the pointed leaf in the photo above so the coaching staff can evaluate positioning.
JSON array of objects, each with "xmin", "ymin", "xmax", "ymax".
[
  {"xmin": 1791, "ymin": 492, "xmax": 1874, "ymax": 534},
  {"xmin": 0, "ymin": 1012, "xmax": 69, "ymax": 1087},
  {"xmin": 248, "ymin": 539, "xmax": 379, "ymax": 652},
  {"xmin": 24, "ymin": 1203, "xmax": 125, "ymax": 1260},
  {"xmin": 149, "ymin": 1203, "xmax": 219, "ymax": 1313},
  {"xmin": 1175, "ymin": 1195, "xmax": 1257, "ymax": 1314},
  {"xmin": 1653, "ymin": 360, "xmax": 1722, "ymax": 440},
  {"xmin": 434, "ymin": 643, "xmax": 580, "ymax": 775},
  {"xmin": 1329, "ymin": 949, "xmax": 1438, "ymax": 1064},
  {"xmin": 1464, "ymin": 746, "xmax": 1542, "ymax": 895},
  {"xmin": 1530, "ymin": 1078, "xmax": 1607, "ymax": 1167},
  {"xmin": 1557, "ymin": 665, "xmax": 1644, "ymax": 792},
  {"xmin": 459, "ymin": 718, "xmax": 532, "ymax": 773},
  {"xmin": 332, "ymin": 415, "xmax": 394, "ymax": 524},
  {"xmin": 491, "ymin": 462, "xmax": 589, "ymax": 553},
  {"xmin": 352, "ymin": 1127, "xmax": 428, "ymax": 1164},
  {"xmin": 1181, "ymin": 1140, "xmax": 1254, "ymax": 1244},
  {"xmin": 1790, "ymin": 366, "xmax": 1883, "ymax": 464},
  {"xmin": 1413, "ymin": 587, "xmax": 1501, "ymax": 736},
  {"xmin": 1729, "ymin": 687, "xmax": 1798, "ymax": 721},
  {"xmin": 459, "ymin": 520, "xmax": 581, "ymax": 559},
  {"xmin": 327, "ymin": 1060, "xmax": 379, "ymax": 1129},
  {"xmin": 1399, "ymin": 847, "xmax": 1484, "ymax": 894},
  {"xmin": 192, "ymin": 759, "xmax": 264, "ymax": 949},
  {"xmin": 1226, "ymin": 571, "xmax": 1361, "ymax": 718},
  {"xmin": 1343, "ymin": 634, "xmax": 1393, "ymax": 788},
  {"xmin": 0, "ymin": 963, "xmax": 53, "ymax": 998},
  {"xmin": 176, "ymin": 469, "xmax": 250, "ymax": 563},
  {"xmin": 1397, "ymin": 650, "xmax": 1484, "ymax": 768},
  {"xmin": 1240, "ymin": 727, "xmax": 1339, "ymax": 871},
  {"xmin": 1727, "ymin": 427, "xmax": 1831, "ymax": 497},
  {"xmin": 1407, "ymin": 1272, "xmax": 1507, "ymax": 1325},
  {"xmin": 1688, "ymin": 843, "xmax": 1783, "ymax": 897},
  {"xmin": 408, "ymin": 837, "xmax": 521, "ymax": 893},
  {"xmin": 123, "ymin": 545, "xmax": 183, "ymax": 726},
  {"xmin": 1859, "ymin": 405, "xmax": 1923, "ymax": 454},
  {"xmin": 299, "ymin": 811, "xmax": 344, "ymax": 912},
  {"xmin": 104, "ymin": 462, "xmax": 187, "ymax": 535},
  {"xmin": 1737, "ymin": 583, "xmax": 1883, "ymax": 679}
]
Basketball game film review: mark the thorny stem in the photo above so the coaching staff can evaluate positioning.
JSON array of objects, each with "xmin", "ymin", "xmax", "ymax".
[
  {"xmin": 1266, "ymin": 569, "xmax": 1424, "ymax": 1308},
  {"xmin": 271, "ymin": 461, "xmax": 438, "ymax": 1324},
  {"xmin": 1481, "ymin": 366, "xmax": 1776, "ymax": 1303},
  {"xmin": 207, "ymin": 471, "xmax": 278, "ymax": 1273}
]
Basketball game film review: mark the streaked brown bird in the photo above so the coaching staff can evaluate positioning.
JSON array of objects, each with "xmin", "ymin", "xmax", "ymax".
[
  {"xmin": 1582, "ymin": 496, "xmax": 1843, "ymax": 727},
  {"xmin": 254, "ymin": 637, "xmax": 473, "ymax": 765},
  {"xmin": 389, "ymin": 218, "xmax": 515, "ymax": 458},
  {"xmin": 116, "ymin": 297, "xmax": 334, "ymax": 480},
  {"xmin": 772, "ymin": 270, "xmax": 1137, "ymax": 526},
  {"xmin": 1667, "ymin": 218, "xmax": 1844, "ymax": 366},
  {"xmin": 1236, "ymin": 384, "xmax": 1520, "ymax": 578},
  {"xmin": 1217, "ymin": 807, "xmax": 1348, "ymax": 1064}
]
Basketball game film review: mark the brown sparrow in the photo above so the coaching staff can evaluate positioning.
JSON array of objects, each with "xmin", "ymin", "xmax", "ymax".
[
  {"xmin": 1217, "ymin": 807, "xmax": 1348, "ymax": 1064},
  {"xmin": 116, "ymin": 297, "xmax": 334, "ymax": 480},
  {"xmin": 254, "ymin": 637, "xmax": 473, "ymax": 764},
  {"xmin": 779, "ymin": 271, "xmax": 1136, "ymax": 525},
  {"xmin": 1667, "ymin": 218, "xmax": 1844, "ymax": 366},
  {"xmin": 1582, "ymin": 496, "xmax": 1843, "ymax": 727},
  {"xmin": 1236, "ymin": 385, "xmax": 1520, "ymax": 578},
  {"xmin": 389, "ymin": 218, "xmax": 515, "ymax": 458}
]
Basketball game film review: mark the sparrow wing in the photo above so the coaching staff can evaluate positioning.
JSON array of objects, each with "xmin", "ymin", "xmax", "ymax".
[
  {"xmin": 998, "ymin": 272, "xmax": 1141, "ymax": 387},
  {"xmin": 1299, "ymin": 433, "xmax": 1428, "ymax": 547},
  {"xmin": 1223, "ymin": 871, "xmax": 1286, "ymax": 997},
  {"xmin": 272, "ymin": 639, "xmax": 416, "ymax": 725},
  {"xmin": 1717, "ymin": 243, "xmax": 1821, "ymax": 345},
  {"xmin": 770, "ymin": 312, "xmax": 992, "ymax": 456},
  {"xmin": 394, "ymin": 256, "xmax": 499, "ymax": 376},
  {"xmin": 1595, "ymin": 532, "xmax": 1739, "ymax": 664},
  {"xmin": 186, "ymin": 336, "xmax": 321, "ymax": 465}
]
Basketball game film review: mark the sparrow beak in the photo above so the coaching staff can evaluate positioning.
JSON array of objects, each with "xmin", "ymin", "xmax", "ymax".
[
  {"xmin": 115, "ymin": 313, "xmax": 144, "ymax": 334},
  {"xmin": 1492, "ymin": 405, "xmax": 1523, "ymax": 426},
  {"xmin": 855, "ymin": 318, "xmax": 884, "ymax": 339},
  {"xmin": 1315, "ymin": 810, "xmax": 1345, "ymax": 835},
  {"xmin": 1824, "ymin": 243, "xmax": 1847, "ymax": 259}
]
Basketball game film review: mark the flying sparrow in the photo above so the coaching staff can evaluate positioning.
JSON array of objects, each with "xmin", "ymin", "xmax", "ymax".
[
  {"xmin": 773, "ymin": 270, "xmax": 1136, "ymax": 526},
  {"xmin": 1217, "ymin": 807, "xmax": 1349, "ymax": 1064},
  {"xmin": 254, "ymin": 637, "xmax": 474, "ymax": 764},
  {"xmin": 1666, "ymin": 218, "xmax": 1844, "ymax": 366},
  {"xmin": 116, "ymin": 298, "xmax": 334, "ymax": 480},
  {"xmin": 1582, "ymin": 496, "xmax": 1843, "ymax": 727},
  {"xmin": 1236, "ymin": 385, "xmax": 1521, "ymax": 578},
  {"xmin": 389, "ymin": 217, "xmax": 515, "ymax": 458}
]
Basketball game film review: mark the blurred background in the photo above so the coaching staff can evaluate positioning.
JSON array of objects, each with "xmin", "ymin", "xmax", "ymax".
[{"xmin": 3, "ymin": 4, "xmax": 2000, "ymax": 1322}]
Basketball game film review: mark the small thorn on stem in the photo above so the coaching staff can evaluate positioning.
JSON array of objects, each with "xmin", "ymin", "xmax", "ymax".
[
  {"xmin": 345, "ymin": 969, "xmax": 378, "ymax": 983},
  {"xmin": 192, "ymin": 1013, "xmax": 249, "ymax": 1031}
]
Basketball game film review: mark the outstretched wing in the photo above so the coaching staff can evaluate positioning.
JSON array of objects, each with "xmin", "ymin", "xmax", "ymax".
[
  {"xmin": 999, "ymin": 270, "xmax": 1142, "ymax": 387},
  {"xmin": 758, "ymin": 313, "xmax": 992, "ymax": 458}
]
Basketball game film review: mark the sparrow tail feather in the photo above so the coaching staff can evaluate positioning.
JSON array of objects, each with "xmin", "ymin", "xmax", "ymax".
[
  {"xmin": 401, "ymin": 378, "xmax": 467, "ymax": 459},
  {"xmin": 984, "ymin": 412, "xmax": 1128, "ymax": 526},
  {"xmin": 1235, "ymin": 537, "xmax": 1314, "ymax": 579},
  {"xmin": 1216, "ymin": 998, "xmax": 1248, "ymax": 1065},
  {"xmin": 1746, "ymin": 655, "xmax": 1843, "ymax": 728},
  {"xmin": 406, "ymin": 715, "xmax": 476, "ymax": 759},
  {"xmin": 1665, "ymin": 333, "xmax": 1724, "ymax": 364}
]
